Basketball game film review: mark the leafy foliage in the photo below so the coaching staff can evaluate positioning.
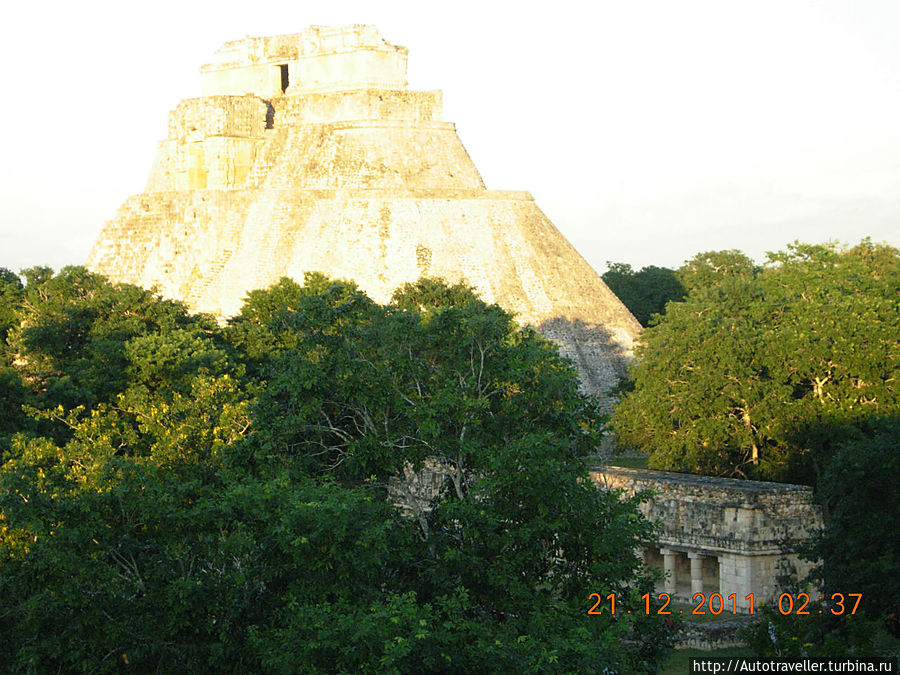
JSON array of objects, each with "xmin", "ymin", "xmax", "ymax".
[
  {"xmin": 741, "ymin": 420, "xmax": 900, "ymax": 654},
  {"xmin": 812, "ymin": 418, "xmax": 900, "ymax": 635},
  {"xmin": 602, "ymin": 263, "xmax": 685, "ymax": 326},
  {"xmin": 675, "ymin": 249, "xmax": 757, "ymax": 293},
  {"xmin": 0, "ymin": 268, "xmax": 666, "ymax": 673},
  {"xmin": 742, "ymin": 604, "xmax": 899, "ymax": 657},
  {"xmin": 6, "ymin": 266, "xmax": 210, "ymax": 416},
  {"xmin": 612, "ymin": 240, "xmax": 900, "ymax": 483},
  {"xmin": 0, "ymin": 267, "xmax": 23, "ymax": 348}
]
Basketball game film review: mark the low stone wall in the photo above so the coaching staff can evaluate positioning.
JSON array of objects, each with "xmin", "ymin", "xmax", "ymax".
[{"xmin": 675, "ymin": 617, "xmax": 756, "ymax": 650}]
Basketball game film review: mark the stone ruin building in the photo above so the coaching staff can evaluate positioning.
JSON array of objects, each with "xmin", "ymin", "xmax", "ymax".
[
  {"xmin": 591, "ymin": 466, "xmax": 822, "ymax": 615},
  {"xmin": 86, "ymin": 25, "xmax": 641, "ymax": 410}
]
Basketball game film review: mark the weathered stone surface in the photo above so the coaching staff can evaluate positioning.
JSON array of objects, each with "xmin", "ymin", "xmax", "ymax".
[
  {"xmin": 674, "ymin": 616, "xmax": 755, "ymax": 650},
  {"xmin": 591, "ymin": 466, "xmax": 823, "ymax": 611},
  {"xmin": 88, "ymin": 25, "xmax": 641, "ymax": 407},
  {"xmin": 592, "ymin": 466, "xmax": 823, "ymax": 555}
]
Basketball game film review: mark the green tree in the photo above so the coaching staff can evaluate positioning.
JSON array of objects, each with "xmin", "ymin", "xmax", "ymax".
[
  {"xmin": 602, "ymin": 262, "xmax": 685, "ymax": 326},
  {"xmin": 0, "ymin": 269, "xmax": 27, "ymax": 454},
  {"xmin": 0, "ymin": 273, "xmax": 669, "ymax": 673},
  {"xmin": 6, "ymin": 266, "xmax": 221, "ymax": 426},
  {"xmin": 0, "ymin": 287, "xmax": 257, "ymax": 671},
  {"xmin": 812, "ymin": 418, "xmax": 900, "ymax": 635},
  {"xmin": 676, "ymin": 249, "xmax": 757, "ymax": 293},
  {"xmin": 0, "ymin": 267, "xmax": 23, "ymax": 348},
  {"xmin": 612, "ymin": 240, "xmax": 900, "ymax": 483},
  {"xmin": 246, "ymin": 275, "xmax": 668, "ymax": 670},
  {"xmin": 224, "ymin": 274, "xmax": 352, "ymax": 382},
  {"xmin": 0, "ymin": 367, "xmax": 27, "ymax": 452},
  {"xmin": 743, "ymin": 419, "xmax": 900, "ymax": 655}
]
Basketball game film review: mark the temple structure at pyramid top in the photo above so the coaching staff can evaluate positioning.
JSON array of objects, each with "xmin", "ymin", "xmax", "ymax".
[
  {"xmin": 88, "ymin": 25, "xmax": 641, "ymax": 409},
  {"xmin": 200, "ymin": 26, "xmax": 410, "ymax": 97}
]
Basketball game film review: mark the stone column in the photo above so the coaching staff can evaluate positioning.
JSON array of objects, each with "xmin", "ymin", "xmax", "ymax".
[
  {"xmin": 688, "ymin": 551, "xmax": 704, "ymax": 596},
  {"xmin": 718, "ymin": 553, "xmax": 754, "ymax": 612},
  {"xmin": 660, "ymin": 548, "xmax": 677, "ymax": 596}
]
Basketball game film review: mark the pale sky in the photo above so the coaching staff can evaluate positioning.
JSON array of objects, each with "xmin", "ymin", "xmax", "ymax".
[{"xmin": 1, "ymin": 0, "xmax": 898, "ymax": 277}]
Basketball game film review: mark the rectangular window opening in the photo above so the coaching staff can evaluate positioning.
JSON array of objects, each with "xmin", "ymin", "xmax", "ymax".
[{"xmin": 279, "ymin": 64, "xmax": 289, "ymax": 93}]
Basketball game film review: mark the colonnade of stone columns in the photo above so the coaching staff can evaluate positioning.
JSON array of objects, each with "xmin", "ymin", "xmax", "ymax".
[
  {"xmin": 595, "ymin": 465, "xmax": 821, "ymax": 616},
  {"xmin": 654, "ymin": 547, "xmax": 759, "ymax": 612},
  {"xmin": 658, "ymin": 547, "xmax": 716, "ymax": 600}
]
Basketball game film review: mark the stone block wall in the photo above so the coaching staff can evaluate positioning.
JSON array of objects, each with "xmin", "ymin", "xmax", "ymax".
[
  {"xmin": 169, "ymin": 96, "xmax": 268, "ymax": 141},
  {"xmin": 592, "ymin": 466, "xmax": 823, "ymax": 611},
  {"xmin": 254, "ymin": 122, "xmax": 485, "ymax": 191},
  {"xmin": 296, "ymin": 25, "xmax": 408, "ymax": 94},
  {"xmin": 201, "ymin": 33, "xmax": 301, "ymax": 97},
  {"xmin": 273, "ymin": 90, "xmax": 443, "ymax": 125},
  {"xmin": 203, "ymin": 33, "xmax": 300, "ymax": 71},
  {"xmin": 201, "ymin": 64, "xmax": 287, "ymax": 98},
  {"xmin": 145, "ymin": 97, "xmax": 269, "ymax": 191},
  {"xmin": 199, "ymin": 26, "xmax": 409, "ymax": 97},
  {"xmin": 296, "ymin": 48, "xmax": 408, "ymax": 93},
  {"xmin": 593, "ymin": 467, "xmax": 822, "ymax": 555},
  {"xmin": 675, "ymin": 617, "xmax": 754, "ymax": 650}
]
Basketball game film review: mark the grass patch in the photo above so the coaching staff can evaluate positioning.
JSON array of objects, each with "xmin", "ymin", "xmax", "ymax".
[{"xmin": 607, "ymin": 455, "xmax": 649, "ymax": 469}]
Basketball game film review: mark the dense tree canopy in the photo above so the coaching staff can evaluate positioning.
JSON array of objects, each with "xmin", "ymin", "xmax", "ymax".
[
  {"xmin": 675, "ymin": 249, "xmax": 757, "ymax": 294},
  {"xmin": 0, "ymin": 267, "xmax": 23, "ymax": 346},
  {"xmin": 743, "ymin": 419, "xmax": 900, "ymax": 654},
  {"xmin": 0, "ymin": 268, "xmax": 667, "ymax": 673},
  {"xmin": 601, "ymin": 263, "xmax": 685, "ymax": 326},
  {"xmin": 812, "ymin": 417, "xmax": 900, "ymax": 635},
  {"xmin": 612, "ymin": 240, "xmax": 900, "ymax": 484}
]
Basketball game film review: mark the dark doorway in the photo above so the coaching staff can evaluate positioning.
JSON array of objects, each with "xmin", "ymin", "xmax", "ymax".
[{"xmin": 279, "ymin": 64, "xmax": 289, "ymax": 93}]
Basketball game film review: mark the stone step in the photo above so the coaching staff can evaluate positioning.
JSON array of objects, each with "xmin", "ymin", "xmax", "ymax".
[{"xmin": 186, "ymin": 248, "xmax": 234, "ymax": 304}]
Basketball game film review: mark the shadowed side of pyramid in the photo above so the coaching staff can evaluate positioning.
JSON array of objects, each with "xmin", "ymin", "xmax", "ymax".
[{"xmin": 87, "ymin": 25, "xmax": 641, "ymax": 408}]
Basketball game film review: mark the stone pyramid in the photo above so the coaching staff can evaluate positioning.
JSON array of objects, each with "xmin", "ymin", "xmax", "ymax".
[{"xmin": 87, "ymin": 25, "xmax": 641, "ymax": 408}]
